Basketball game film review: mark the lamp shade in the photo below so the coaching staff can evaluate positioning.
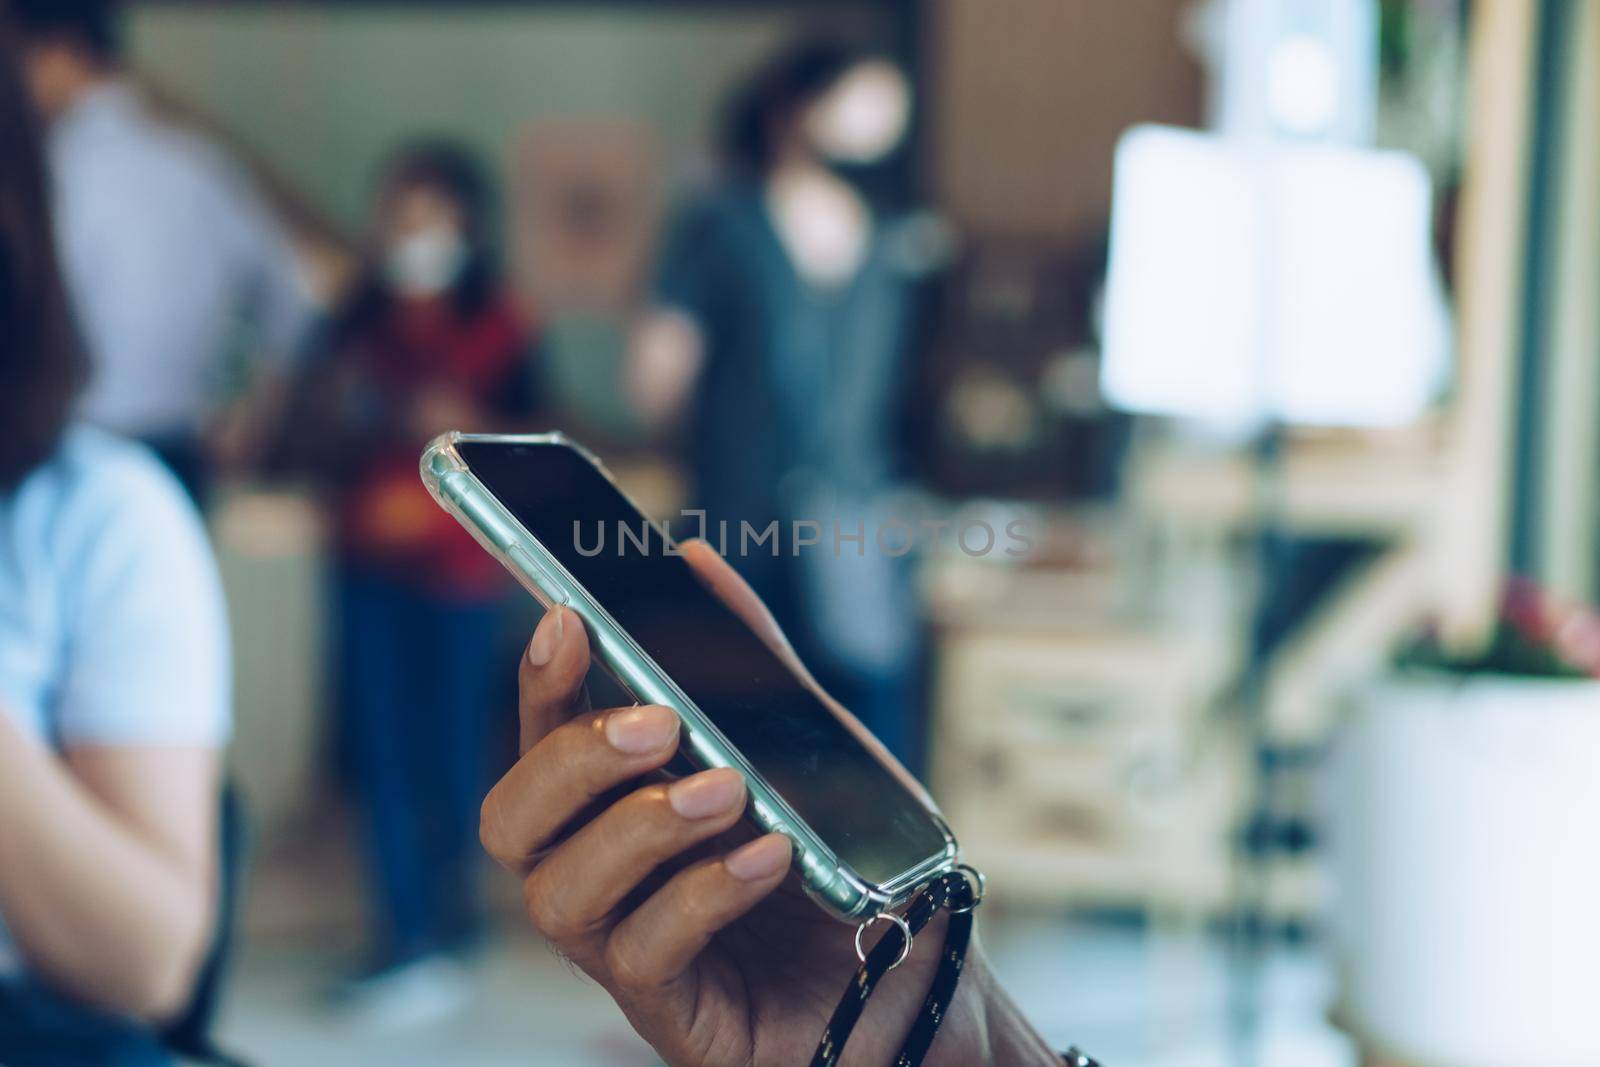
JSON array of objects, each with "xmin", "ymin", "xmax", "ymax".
[{"xmin": 1100, "ymin": 124, "xmax": 1449, "ymax": 429}]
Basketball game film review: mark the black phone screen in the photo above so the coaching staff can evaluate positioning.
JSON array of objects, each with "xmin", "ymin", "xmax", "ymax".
[{"xmin": 459, "ymin": 440, "xmax": 949, "ymax": 886}]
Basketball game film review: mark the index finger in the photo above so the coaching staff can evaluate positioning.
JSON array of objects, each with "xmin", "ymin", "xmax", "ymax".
[{"xmin": 519, "ymin": 605, "xmax": 592, "ymax": 753}]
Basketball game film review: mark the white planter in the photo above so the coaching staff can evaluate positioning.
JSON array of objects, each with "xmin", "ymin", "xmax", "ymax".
[{"xmin": 1333, "ymin": 672, "xmax": 1600, "ymax": 1067}]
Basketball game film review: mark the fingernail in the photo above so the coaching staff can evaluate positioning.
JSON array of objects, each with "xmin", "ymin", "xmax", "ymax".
[
  {"xmin": 668, "ymin": 769, "xmax": 745, "ymax": 819},
  {"xmin": 725, "ymin": 834, "xmax": 791, "ymax": 881},
  {"xmin": 605, "ymin": 705, "xmax": 678, "ymax": 754},
  {"xmin": 527, "ymin": 608, "xmax": 564, "ymax": 667}
]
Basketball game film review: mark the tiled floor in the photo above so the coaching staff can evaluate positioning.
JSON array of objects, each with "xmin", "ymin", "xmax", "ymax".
[
  {"xmin": 216, "ymin": 931, "xmax": 653, "ymax": 1067},
  {"xmin": 210, "ymin": 815, "xmax": 1358, "ymax": 1065},
  {"xmin": 216, "ymin": 890, "xmax": 1357, "ymax": 1066}
]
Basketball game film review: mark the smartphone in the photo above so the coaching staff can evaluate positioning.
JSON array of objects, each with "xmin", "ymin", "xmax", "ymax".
[{"xmin": 421, "ymin": 432, "xmax": 959, "ymax": 921}]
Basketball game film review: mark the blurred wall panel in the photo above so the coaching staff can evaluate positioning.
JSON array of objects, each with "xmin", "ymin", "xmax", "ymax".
[
  {"xmin": 1536, "ymin": 0, "xmax": 1600, "ymax": 602},
  {"xmin": 211, "ymin": 491, "xmax": 328, "ymax": 837},
  {"xmin": 1439, "ymin": 0, "xmax": 1538, "ymax": 645},
  {"xmin": 127, "ymin": 4, "xmax": 885, "ymax": 233},
  {"xmin": 928, "ymin": 0, "xmax": 1202, "ymax": 240}
]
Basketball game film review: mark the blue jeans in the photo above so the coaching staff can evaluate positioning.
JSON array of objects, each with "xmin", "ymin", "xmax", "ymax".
[
  {"xmin": 339, "ymin": 571, "xmax": 501, "ymax": 961},
  {"xmin": 0, "ymin": 980, "xmax": 169, "ymax": 1066}
]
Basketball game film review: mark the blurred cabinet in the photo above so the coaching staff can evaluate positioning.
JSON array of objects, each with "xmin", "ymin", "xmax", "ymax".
[
  {"xmin": 916, "ymin": 237, "xmax": 1130, "ymax": 502},
  {"xmin": 927, "ymin": 548, "xmax": 1245, "ymax": 914}
]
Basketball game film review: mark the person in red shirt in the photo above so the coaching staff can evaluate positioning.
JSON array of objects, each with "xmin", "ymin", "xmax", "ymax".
[{"xmin": 305, "ymin": 141, "xmax": 537, "ymax": 1017}]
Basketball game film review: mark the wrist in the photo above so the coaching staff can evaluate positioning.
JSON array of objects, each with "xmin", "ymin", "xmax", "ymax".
[
  {"xmin": 980, "ymin": 979, "xmax": 1066, "ymax": 1067},
  {"xmin": 924, "ymin": 947, "xmax": 1062, "ymax": 1067}
]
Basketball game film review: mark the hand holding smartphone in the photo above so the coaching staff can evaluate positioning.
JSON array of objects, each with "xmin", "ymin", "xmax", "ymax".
[
  {"xmin": 420, "ymin": 432, "xmax": 959, "ymax": 920},
  {"xmin": 478, "ymin": 543, "xmax": 1064, "ymax": 1067}
]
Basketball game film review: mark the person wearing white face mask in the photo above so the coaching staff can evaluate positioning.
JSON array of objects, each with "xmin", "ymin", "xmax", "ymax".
[
  {"xmin": 385, "ymin": 223, "xmax": 472, "ymax": 300},
  {"xmin": 628, "ymin": 42, "xmax": 938, "ymax": 774},
  {"xmin": 289, "ymin": 141, "xmax": 539, "ymax": 1023}
]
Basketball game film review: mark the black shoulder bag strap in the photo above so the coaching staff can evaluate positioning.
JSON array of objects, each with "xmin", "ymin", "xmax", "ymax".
[{"xmin": 810, "ymin": 867, "xmax": 1102, "ymax": 1067}]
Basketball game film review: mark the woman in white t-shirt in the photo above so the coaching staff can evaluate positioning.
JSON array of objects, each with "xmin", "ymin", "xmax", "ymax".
[{"xmin": 0, "ymin": 25, "xmax": 228, "ymax": 1064}]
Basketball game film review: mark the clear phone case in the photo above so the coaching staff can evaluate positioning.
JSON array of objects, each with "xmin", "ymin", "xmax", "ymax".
[{"xmin": 419, "ymin": 431, "xmax": 959, "ymax": 920}]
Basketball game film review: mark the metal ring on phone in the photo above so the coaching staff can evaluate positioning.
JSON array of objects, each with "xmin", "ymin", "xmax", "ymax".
[
  {"xmin": 854, "ymin": 911, "xmax": 913, "ymax": 971},
  {"xmin": 947, "ymin": 864, "xmax": 987, "ymax": 914}
]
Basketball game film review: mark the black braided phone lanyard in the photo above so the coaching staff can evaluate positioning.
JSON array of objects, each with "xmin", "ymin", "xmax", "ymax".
[{"xmin": 810, "ymin": 867, "xmax": 1102, "ymax": 1067}]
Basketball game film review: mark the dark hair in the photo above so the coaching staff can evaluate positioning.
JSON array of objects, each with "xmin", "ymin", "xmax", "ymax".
[
  {"xmin": 7, "ymin": 0, "xmax": 121, "ymax": 62},
  {"xmin": 0, "ymin": 26, "xmax": 85, "ymax": 489},
  {"xmin": 380, "ymin": 139, "xmax": 494, "ymax": 252},
  {"xmin": 719, "ymin": 41, "xmax": 866, "ymax": 176},
  {"xmin": 339, "ymin": 138, "xmax": 499, "ymax": 333}
]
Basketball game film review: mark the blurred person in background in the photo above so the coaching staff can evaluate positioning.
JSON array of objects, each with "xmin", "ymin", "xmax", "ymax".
[
  {"xmin": 292, "ymin": 141, "xmax": 538, "ymax": 1022},
  {"xmin": 0, "ymin": 28, "xmax": 229, "ymax": 1066},
  {"xmin": 628, "ymin": 42, "xmax": 931, "ymax": 770},
  {"xmin": 9, "ymin": 0, "xmax": 314, "ymax": 506}
]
